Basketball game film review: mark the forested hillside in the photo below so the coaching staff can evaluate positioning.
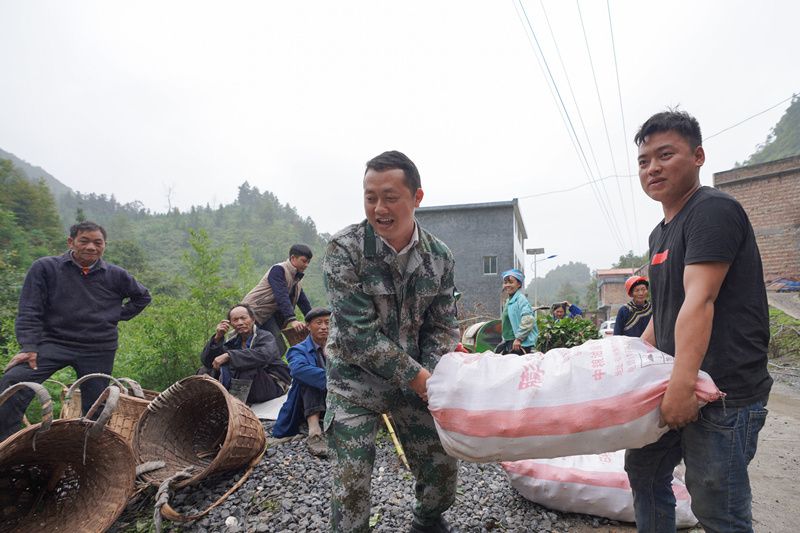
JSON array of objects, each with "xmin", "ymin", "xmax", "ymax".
[
  {"xmin": 741, "ymin": 95, "xmax": 800, "ymax": 166},
  {"xmin": 0, "ymin": 148, "xmax": 72, "ymax": 201},
  {"xmin": 0, "ymin": 156, "xmax": 331, "ymax": 396},
  {"xmin": 56, "ymin": 182, "xmax": 328, "ymax": 304}
]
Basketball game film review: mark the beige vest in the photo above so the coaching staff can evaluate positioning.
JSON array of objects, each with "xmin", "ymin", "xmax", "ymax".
[{"xmin": 241, "ymin": 260, "xmax": 303, "ymax": 325}]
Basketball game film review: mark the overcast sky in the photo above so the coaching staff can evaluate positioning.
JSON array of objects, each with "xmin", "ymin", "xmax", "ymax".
[{"xmin": 1, "ymin": 1, "xmax": 798, "ymax": 278}]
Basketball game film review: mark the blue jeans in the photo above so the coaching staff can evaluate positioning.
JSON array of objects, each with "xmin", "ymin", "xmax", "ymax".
[{"xmin": 625, "ymin": 400, "xmax": 768, "ymax": 533}]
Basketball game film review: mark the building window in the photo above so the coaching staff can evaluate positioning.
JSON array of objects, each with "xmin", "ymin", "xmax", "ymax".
[{"xmin": 483, "ymin": 256, "xmax": 497, "ymax": 275}]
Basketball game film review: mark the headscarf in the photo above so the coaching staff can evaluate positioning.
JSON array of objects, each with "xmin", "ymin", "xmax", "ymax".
[{"xmin": 501, "ymin": 268, "xmax": 524, "ymax": 286}]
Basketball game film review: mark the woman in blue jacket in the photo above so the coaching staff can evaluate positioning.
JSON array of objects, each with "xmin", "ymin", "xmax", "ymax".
[{"xmin": 496, "ymin": 269, "xmax": 538, "ymax": 355}]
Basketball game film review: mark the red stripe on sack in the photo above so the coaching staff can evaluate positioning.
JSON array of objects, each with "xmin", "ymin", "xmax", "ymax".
[
  {"xmin": 429, "ymin": 382, "xmax": 668, "ymax": 437},
  {"xmin": 651, "ymin": 250, "xmax": 669, "ymax": 265},
  {"xmin": 501, "ymin": 461, "xmax": 691, "ymax": 501},
  {"xmin": 502, "ymin": 461, "xmax": 631, "ymax": 490}
]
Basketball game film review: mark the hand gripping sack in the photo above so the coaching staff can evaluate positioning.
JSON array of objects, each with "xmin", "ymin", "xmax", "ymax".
[
  {"xmin": 427, "ymin": 336, "xmax": 722, "ymax": 462},
  {"xmin": 501, "ymin": 451, "xmax": 698, "ymax": 527}
]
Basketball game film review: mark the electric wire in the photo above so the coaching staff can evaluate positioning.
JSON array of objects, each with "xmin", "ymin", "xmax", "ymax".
[
  {"xmin": 514, "ymin": 0, "xmax": 628, "ymax": 251},
  {"xmin": 705, "ymin": 93, "xmax": 797, "ymax": 142},
  {"xmin": 606, "ymin": 0, "xmax": 640, "ymax": 247},
  {"xmin": 512, "ymin": 0, "xmax": 593, "ymax": 181},
  {"xmin": 576, "ymin": 0, "xmax": 632, "ymax": 249},
  {"xmin": 538, "ymin": 0, "xmax": 605, "ymax": 190},
  {"xmin": 517, "ymin": 173, "xmax": 635, "ymax": 199}
]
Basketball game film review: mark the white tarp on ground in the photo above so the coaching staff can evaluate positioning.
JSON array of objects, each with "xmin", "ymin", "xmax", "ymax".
[{"xmin": 250, "ymin": 393, "xmax": 289, "ymax": 420}]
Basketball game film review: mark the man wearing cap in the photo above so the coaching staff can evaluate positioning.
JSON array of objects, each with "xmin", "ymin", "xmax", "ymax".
[
  {"xmin": 613, "ymin": 276, "xmax": 652, "ymax": 337},
  {"xmin": 272, "ymin": 307, "xmax": 331, "ymax": 457},
  {"xmin": 497, "ymin": 268, "xmax": 538, "ymax": 354}
]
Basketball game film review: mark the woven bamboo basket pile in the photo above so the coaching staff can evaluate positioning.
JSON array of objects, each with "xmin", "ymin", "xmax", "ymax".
[
  {"xmin": 133, "ymin": 375, "xmax": 266, "ymax": 489},
  {"xmin": 53, "ymin": 374, "xmax": 158, "ymax": 444},
  {"xmin": 0, "ymin": 382, "xmax": 135, "ymax": 533}
]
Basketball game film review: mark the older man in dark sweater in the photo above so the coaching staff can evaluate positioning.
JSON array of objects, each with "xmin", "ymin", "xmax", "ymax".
[{"xmin": 0, "ymin": 221, "xmax": 151, "ymax": 440}]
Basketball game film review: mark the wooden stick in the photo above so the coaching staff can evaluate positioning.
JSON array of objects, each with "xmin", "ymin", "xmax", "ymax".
[{"xmin": 382, "ymin": 413, "xmax": 410, "ymax": 470}]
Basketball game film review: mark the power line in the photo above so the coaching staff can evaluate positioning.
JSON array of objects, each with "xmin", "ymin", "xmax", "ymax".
[
  {"xmin": 517, "ymin": 173, "xmax": 635, "ymax": 199},
  {"xmin": 606, "ymin": 0, "xmax": 640, "ymax": 247},
  {"xmin": 705, "ymin": 93, "xmax": 797, "ymax": 141},
  {"xmin": 514, "ymin": 0, "xmax": 628, "ymax": 251},
  {"xmin": 576, "ymin": 0, "xmax": 632, "ymax": 249},
  {"xmin": 538, "ymin": 0, "xmax": 605, "ymax": 186}
]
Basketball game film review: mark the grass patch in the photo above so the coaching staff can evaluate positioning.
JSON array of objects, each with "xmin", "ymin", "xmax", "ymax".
[{"xmin": 769, "ymin": 307, "xmax": 800, "ymax": 363}]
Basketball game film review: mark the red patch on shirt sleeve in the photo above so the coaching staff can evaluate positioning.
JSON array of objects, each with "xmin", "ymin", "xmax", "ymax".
[{"xmin": 651, "ymin": 250, "xmax": 669, "ymax": 265}]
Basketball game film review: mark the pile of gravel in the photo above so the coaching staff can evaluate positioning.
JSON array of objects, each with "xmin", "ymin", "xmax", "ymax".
[{"xmin": 111, "ymin": 421, "xmax": 619, "ymax": 532}]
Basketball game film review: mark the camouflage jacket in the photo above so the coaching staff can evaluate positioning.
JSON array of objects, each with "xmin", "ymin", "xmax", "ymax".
[{"xmin": 323, "ymin": 219, "xmax": 459, "ymax": 411}]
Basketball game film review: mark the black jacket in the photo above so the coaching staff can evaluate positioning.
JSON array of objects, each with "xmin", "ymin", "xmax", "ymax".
[{"xmin": 200, "ymin": 327, "xmax": 291, "ymax": 404}]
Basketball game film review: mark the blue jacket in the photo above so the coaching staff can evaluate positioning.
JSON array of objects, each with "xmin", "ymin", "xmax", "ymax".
[
  {"xmin": 504, "ymin": 291, "xmax": 538, "ymax": 348},
  {"xmin": 272, "ymin": 335, "xmax": 327, "ymax": 438}
]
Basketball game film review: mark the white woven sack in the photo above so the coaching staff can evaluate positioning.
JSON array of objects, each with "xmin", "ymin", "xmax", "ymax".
[
  {"xmin": 502, "ymin": 451, "xmax": 698, "ymax": 528},
  {"xmin": 427, "ymin": 336, "xmax": 722, "ymax": 462}
]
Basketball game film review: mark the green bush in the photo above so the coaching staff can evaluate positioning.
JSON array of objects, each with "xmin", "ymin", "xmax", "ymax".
[
  {"xmin": 535, "ymin": 315, "xmax": 601, "ymax": 353},
  {"xmin": 769, "ymin": 307, "xmax": 800, "ymax": 361}
]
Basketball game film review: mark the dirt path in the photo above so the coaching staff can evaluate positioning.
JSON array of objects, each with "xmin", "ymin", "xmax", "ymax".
[
  {"xmin": 750, "ymin": 381, "xmax": 800, "ymax": 533},
  {"xmin": 568, "ymin": 381, "xmax": 800, "ymax": 533}
]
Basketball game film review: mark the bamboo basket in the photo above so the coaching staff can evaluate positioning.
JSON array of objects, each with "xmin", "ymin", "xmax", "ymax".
[
  {"xmin": 55, "ymin": 373, "xmax": 157, "ymax": 444},
  {"xmin": 0, "ymin": 382, "xmax": 136, "ymax": 533},
  {"xmin": 133, "ymin": 375, "xmax": 266, "ymax": 489}
]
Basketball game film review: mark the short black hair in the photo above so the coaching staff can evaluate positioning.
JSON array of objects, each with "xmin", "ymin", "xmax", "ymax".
[
  {"xmin": 228, "ymin": 303, "xmax": 256, "ymax": 320},
  {"xmin": 289, "ymin": 243, "xmax": 313, "ymax": 260},
  {"xmin": 365, "ymin": 150, "xmax": 421, "ymax": 195},
  {"xmin": 634, "ymin": 110, "xmax": 702, "ymax": 150},
  {"xmin": 69, "ymin": 221, "xmax": 107, "ymax": 240}
]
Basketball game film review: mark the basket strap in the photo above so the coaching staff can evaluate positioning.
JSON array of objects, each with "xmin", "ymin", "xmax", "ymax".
[
  {"xmin": 0, "ymin": 382, "xmax": 53, "ymax": 449},
  {"xmin": 117, "ymin": 377, "xmax": 146, "ymax": 398},
  {"xmin": 155, "ymin": 443, "xmax": 267, "ymax": 527},
  {"xmin": 44, "ymin": 378, "xmax": 68, "ymax": 391},
  {"xmin": 66, "ymin": 373, "xmax": 129, "ymax": 399},
  {"xmin": 80, "ymin": 385, "xmax": 121, "ymax": 464}
]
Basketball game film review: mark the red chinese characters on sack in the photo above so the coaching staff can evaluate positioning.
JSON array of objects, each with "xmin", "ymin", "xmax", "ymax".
[{"xmin": 518, "ymin": 362, "xmax": 545, "ymax": 390}]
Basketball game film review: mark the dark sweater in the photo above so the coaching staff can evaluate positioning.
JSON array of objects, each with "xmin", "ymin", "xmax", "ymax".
[{"xmin": 15, "ymin": 252, "xmax": 152, "ymax": 352}]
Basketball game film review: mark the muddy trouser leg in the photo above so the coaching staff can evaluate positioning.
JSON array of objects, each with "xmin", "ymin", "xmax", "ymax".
[
  {"xmin": 392, "ymin": 390, "xmax": 459, "ymax": 527},
  {"xmin": 325, "ymin": 393, "xmax": 379, "ymax": 533}
]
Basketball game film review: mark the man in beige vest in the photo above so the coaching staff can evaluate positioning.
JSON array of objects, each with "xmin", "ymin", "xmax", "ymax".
[{"xmin": 242, "ymin": 243, "xmax": 314, "ymax": 354}]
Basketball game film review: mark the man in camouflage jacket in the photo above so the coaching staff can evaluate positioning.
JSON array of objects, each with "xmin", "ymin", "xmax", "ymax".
[{"xmin": 323, "ymin": 150, "xmax": 460, "ymax": 533}]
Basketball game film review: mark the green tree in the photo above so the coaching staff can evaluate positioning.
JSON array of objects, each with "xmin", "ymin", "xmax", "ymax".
[{"xmin": 613, "ymin": 250, "xmax": 649, "ymax": 269}]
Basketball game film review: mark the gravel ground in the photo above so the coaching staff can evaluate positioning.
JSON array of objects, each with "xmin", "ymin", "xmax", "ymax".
[{"xmin": 111, "ymin": 420, "xmax": 623, "ymax": 533}]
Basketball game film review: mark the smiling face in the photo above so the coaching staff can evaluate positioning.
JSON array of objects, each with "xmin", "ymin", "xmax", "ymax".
[
  {"xmin": 503, "ymin": 276, "xmax": 521, "ymax": 296},
  {"xmin": 638, "ymin": 130, "xmax": 705, "ymax": 220},
  {"xmin": 228, "ymin": 306, "xmax": 255, "ymax": 336},
  {"xmin": 67, "ymin": 230, "xmax": 106, "ymax": 267},
  {"xmin": 363, "ymin": 167, "xmax": 423, "ymax": 251}
]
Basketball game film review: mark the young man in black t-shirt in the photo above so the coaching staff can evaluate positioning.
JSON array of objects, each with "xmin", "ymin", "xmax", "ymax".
[{"xmin": 624, "ymin": 111, "xmax": 772, "ymax": 532}]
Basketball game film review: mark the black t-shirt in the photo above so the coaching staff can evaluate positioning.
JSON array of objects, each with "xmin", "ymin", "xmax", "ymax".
[{"xmin": 648, "ymin": 186, "xmax": 772, "ymax": 405}]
